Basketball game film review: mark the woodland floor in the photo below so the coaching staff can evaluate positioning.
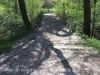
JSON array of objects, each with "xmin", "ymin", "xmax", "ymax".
[{"xmin": 0, "ymin": 14, "xmax": 100, "ymax": 75}]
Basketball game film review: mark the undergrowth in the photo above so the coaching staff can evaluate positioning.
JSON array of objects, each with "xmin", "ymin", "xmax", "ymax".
[
  {"xmin": 0, "ymin": 12, "xmax": 43, "ymax": 55},
  {"xmin": 0, "ymin": 30, "xmax": 31, "ymax": 54},
  {"xmin": 82, "ymin": 34, "xmax": 100, "ymax": 52}
]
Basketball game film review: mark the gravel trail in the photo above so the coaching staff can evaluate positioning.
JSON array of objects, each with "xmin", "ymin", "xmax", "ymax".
[{"xmin": 0, "ymin": 14, "xmax": 100, "ymax": 75}]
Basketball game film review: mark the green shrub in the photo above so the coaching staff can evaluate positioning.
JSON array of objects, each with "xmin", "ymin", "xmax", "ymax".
[{"xmin": 82, "ymin": 34, "xmax": 100, "ymax": 52}]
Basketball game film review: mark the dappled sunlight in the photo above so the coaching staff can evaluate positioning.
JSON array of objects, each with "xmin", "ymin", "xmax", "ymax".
[
  {"xmin": 1, "ymin": 14, "xmax": 99, "ymax": 75},
  {"xmin": 0, "ymin": 0, "xmax": 100, "ymax": 74}
]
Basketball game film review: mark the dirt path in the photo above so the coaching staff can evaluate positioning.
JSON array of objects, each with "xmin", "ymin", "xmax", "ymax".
[{"xmin": 0, "ymin": 14, "xmax": 100, "ymax": 75}]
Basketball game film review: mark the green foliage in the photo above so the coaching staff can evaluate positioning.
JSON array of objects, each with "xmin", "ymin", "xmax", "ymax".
[
  {"xmin": 1, "ymin": 0, "xmax": 100, "ymax": 54},
  {"xmin": 43, "ymin": 0, "xmax": 56, "ymax": 8},
  {"xmin": 25, "ymin": 0, "xmax": 43, "ymax": 28},
  {"xmin": 82, "ymin": 34, "xmax": 100, "ymax": 51},
  {"xmin": 25, "ymin": 0, "xmax": 43, "ymax": 21},
  {"xmin": 0, "ymin": 30, "xmax": 31, "ymax": 54},
  {"xmin": 54, "ymin": 0, "xmax": 64, "ymax": 19},
  {"xmin": 55, "ymin": 0, "xmax": 100, "ymax": 39},
  {"xmin": 0, "ymin": 6, "xmax": 5, "ymax": 15},
  {"xmin": 92, "ymin": 0, "xmax": 100, "ymax": 39},
  {"xmin": 55, "ymin": 0, "xmax": 83, "ymax": 31},
  {"xmin": 42, "ymin": 8, "xmax": 56, "ymax": 13},
  {"xmin": 0, "ymin": 0, "xmax": 44, "ymax": 34},
  {"xmin": 0, "ymin": 0, "xmax": 44, "ymax": 54},
  {"xmin": 54, "ymin": 0, "xmax": 100, "ymax": 52}
]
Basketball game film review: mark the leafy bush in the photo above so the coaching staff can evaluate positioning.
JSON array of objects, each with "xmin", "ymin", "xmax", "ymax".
[{"xmin": 54, "ymin": 0, "xmax": 83, "ymax": 32}]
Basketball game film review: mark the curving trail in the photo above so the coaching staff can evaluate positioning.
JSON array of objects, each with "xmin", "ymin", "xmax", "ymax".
[{"xmin": 0, "ymin": 14, "xmax": 100, "ymax": 75}]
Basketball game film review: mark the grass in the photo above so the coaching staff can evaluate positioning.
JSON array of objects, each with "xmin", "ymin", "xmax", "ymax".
[
  {"xmin": 0, "ymin": 10, "xmax": 43, "ymax": 55},
  {"xmin": 0, "ymin": 30, "xmax": 31, "ymax": 54},
  {"xmin": 81, "ymin": 34, "xmax": 100, "ymax": 52}
]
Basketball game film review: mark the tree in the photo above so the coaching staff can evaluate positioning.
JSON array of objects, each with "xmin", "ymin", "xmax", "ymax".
[
  {"xmin": 83, "ymin": 0, "xmax": 91, "ymax": 37},
  {"xmin": 18, "ymin": 0, "xmax": 32, "ymax": 30}
]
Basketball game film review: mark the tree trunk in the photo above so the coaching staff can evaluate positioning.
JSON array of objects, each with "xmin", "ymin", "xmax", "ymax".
[
  {"xmin": 18, "ymin": 0, "xmax": 32, "ymax": 30},
  {"xmin": 83, "ymin": 0, "xmax": 91, "ymax": 37}
]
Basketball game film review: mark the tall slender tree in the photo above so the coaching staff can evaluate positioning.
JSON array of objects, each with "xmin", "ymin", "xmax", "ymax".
[
  {"xmin": 83, "ymin": 0, "xmax": 91, "ymax": 37},
  {"xmin": 18, "ymin": 0, "xmax": 32, "ymax": 30}
]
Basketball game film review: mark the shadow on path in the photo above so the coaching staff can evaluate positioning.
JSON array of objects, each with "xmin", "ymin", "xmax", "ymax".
[{"xmin": 0, "ymin": 14, "xmax": 76, "ymax": 75}]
